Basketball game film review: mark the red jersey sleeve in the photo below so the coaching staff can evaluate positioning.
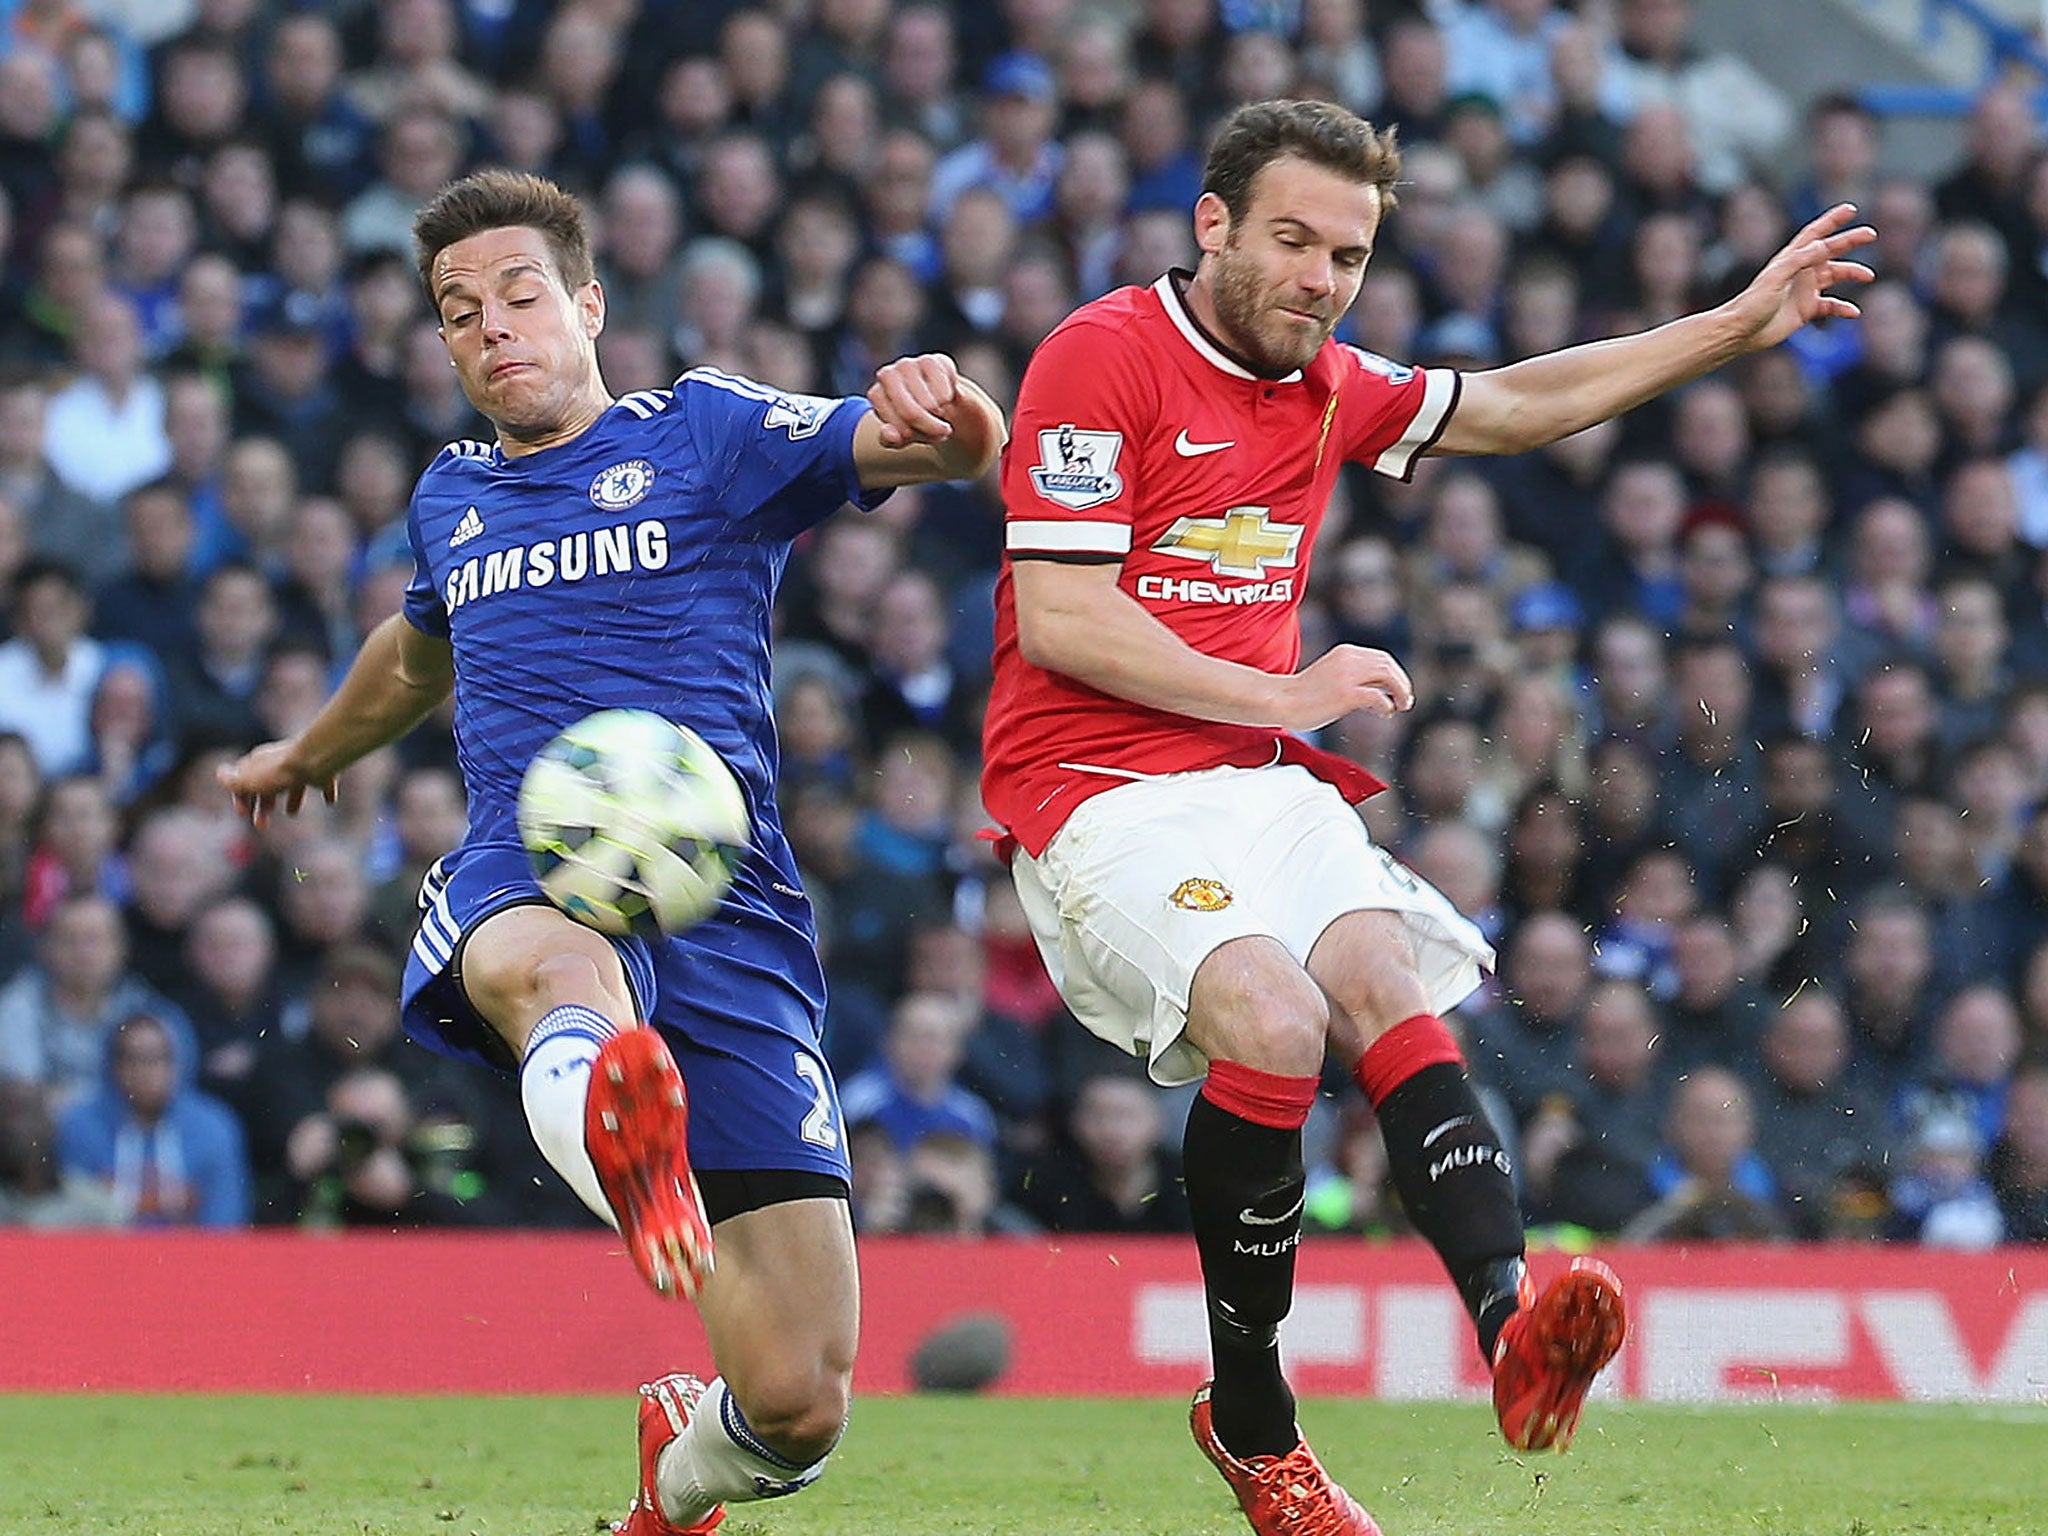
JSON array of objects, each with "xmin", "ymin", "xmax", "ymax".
[
  {"xmin": 1335, "ymin": 346, "xmax": 1462, "ymax": 481},
  {"xmin": 1001, "ymin": 315, "xmax": 1155, "ymax": 562}
]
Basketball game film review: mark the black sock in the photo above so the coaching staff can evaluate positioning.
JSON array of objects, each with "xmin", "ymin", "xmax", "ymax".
[
  {"xmin": 1183, "ymin": 1091, "xmax": 1304, "ymax": 1459},
  {"xmin": 1372, "ymin": 1062, "xmax": 1526, "ymax": 1360}
]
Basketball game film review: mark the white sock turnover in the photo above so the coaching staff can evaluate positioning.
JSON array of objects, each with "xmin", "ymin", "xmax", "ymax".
[
  {"xmin": 655, "ymin": 1377, "xmax": 830, "ymax": 1525},
  {"xmin": 518, "ymin": 1003, "xmax": 620, "ymax": 1227}
]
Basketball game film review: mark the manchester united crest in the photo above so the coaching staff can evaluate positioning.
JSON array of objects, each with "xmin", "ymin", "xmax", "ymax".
[{"xmin": 1169, "ymin": 878, "xmax": 1234, "ymax": 912}]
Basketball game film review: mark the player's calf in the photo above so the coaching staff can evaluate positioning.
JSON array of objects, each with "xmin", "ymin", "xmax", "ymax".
[
  {"xmin": 1353, "ymin": 1012, "xmax": 1528, "ymax": 1358},
  {"xmin": 653, "ymin": 1375, "xmax": 838, "ymax": 1525}
]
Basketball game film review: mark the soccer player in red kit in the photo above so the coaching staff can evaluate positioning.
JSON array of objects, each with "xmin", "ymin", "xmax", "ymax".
[{"xmin": 983, "ymin": 100, "xmax": 1873, "ymax": 1535}]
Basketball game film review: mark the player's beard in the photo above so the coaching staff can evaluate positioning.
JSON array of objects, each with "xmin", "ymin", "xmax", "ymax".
[{"xmin": 1209, "ymin": 237, "xmax": 1339, "ymax": 377}]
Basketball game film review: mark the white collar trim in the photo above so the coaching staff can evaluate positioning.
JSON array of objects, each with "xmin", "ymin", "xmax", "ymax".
[{"xmin": 1152, "ymin": 271, "xmax": 1304, "ymax": 385}]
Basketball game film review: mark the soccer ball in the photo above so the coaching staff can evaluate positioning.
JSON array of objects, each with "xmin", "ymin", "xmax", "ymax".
[{"xmin": 517, "ymin": 709, "xmax": 750, "ymax": 939}]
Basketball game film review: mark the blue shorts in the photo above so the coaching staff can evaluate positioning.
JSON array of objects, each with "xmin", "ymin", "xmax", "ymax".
[{"xmin": 401, "ymin": 840, "xmax": 851, "ymax": 1183}]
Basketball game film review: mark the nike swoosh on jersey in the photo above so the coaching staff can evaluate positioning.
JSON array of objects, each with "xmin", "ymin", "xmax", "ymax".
[
  {"xmin": 1238, "ymin": 1192, "xmax": 1305, "ymax": 1226},
  {"xmin": 1174, "ymin": 430, "xmax": 1235, "ymax": 456}
]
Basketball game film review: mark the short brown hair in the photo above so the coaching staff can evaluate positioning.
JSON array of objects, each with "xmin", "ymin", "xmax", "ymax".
[
  {"xmin": 411, "ymin": 168, "xmax": 595, "ymax": 299},
  {"xmin": 1201, "ymin": 99, "xmax": 1401, "ymax": 226}
]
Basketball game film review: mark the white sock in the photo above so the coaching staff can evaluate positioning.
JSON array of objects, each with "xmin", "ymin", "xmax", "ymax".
[
  {"xmin": 518, "ymin": 1004, "xmax": 620, "ymax": 1228},
  {"xmin": 655, "ymin": 1377, "xmax": 830, "ymax": 1524}
]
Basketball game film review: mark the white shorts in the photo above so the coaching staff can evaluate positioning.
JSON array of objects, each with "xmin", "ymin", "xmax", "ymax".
[{"xmin": 1011, "ymin": 763, "xmax": 1496, "ymax": 1086}]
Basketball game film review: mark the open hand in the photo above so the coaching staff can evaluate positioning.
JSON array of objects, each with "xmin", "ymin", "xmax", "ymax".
[
  {"xmin": 1728, "ymin": 203, "xmax": 1876, "ymax": 352},
  {"xmin": 217, "ymin": 739, "xmax": 335, "ymax": 828}
]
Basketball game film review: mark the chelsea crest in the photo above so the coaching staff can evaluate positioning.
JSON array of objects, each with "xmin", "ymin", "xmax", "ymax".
[{"xmin": 590, "ymin": 458, "xmax": 655, "ymax": 511}]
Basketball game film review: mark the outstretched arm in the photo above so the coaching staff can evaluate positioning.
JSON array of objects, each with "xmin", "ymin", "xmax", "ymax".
[
  {"xmin": 1433, "ymin": 204, "xmax": 1876, "ymax": 458},
  {"xmin": 853, "ymin": 352, "xmax": 1008, "ymax": 489},
  {"xmin": 1014, "ymin": 560, "xmax": 1413, "ymax": 731},
  {"xmin": 218, "ymin": 614, "xmax": 455, "ymax": 825}
]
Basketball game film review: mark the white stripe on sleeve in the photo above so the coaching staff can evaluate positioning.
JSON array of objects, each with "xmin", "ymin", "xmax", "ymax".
[
  {"xmin": 1370, "ymin": 367, "xmax": 1459, "ymax": 480},
  {"xmin": 1006, "ymin": 519, "xmax": 1133, "ymax": 555}
]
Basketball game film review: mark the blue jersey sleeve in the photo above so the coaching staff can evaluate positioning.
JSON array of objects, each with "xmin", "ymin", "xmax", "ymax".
[
  {"xmin": 673, "ymin": 368, "xmax": 889, "ymax": 541},
  {"xmin": 402, "ymin": 502, "xmax": 450, "ymax": 638}
]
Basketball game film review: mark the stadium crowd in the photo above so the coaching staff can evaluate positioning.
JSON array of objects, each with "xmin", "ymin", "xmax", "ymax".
[{"xmin": 0, "ymin": 0, "xmax": 2046, "ymax": 1249}]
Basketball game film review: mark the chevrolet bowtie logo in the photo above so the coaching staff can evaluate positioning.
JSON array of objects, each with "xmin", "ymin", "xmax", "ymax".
[{"xmin": 1152, "ymin": 507, "xmax": 1303, "ymax": 578}]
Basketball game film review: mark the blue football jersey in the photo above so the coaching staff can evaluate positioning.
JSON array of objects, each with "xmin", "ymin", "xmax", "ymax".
[{"xmin": 401, "ymin": 369, "xmax": 884, "ymax": 1014}]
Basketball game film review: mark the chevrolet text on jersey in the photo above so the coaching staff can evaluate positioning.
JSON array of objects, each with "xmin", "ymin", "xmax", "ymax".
[
  {"xmin": 1135, "ymin": 574, "xmax": 1296, "ymax": 604},
  {"xmin": 442, "ymin": 517, "xmax": 670, "ymax": 613}
]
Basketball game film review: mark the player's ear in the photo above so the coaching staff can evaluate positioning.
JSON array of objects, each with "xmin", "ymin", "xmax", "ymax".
[
  {"xmin": 1193, "ymin": 191, "xmax": 1231, "ymax": 258},
  {"xmin": 579, "ymin": 278, "xmax": 606, "ymax": 340}
]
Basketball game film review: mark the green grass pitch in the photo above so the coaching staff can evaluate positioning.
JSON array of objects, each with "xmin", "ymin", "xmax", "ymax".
[{"xmin": 2, "ymin": 1394, "xmax": 2042, "ymax": 1535}]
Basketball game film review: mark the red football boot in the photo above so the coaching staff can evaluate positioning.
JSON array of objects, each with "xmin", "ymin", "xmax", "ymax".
[
  {"xmin": 585, "ymin": 1028, "xmax": 714, "ymax": 1300},
  {"xmin": 1191, "ymin": 1384, "xmax": 1384, "ymax": 1536},
  {"xmin": 612, "ymin": 1374, "xmax": 724, "ymax": 1536},
  {"xmin": 1491, "ymin": 1257, "xmax": 1628, "ymax": 1452}
]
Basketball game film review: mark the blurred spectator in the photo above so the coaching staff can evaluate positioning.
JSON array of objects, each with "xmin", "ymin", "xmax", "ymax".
[
  {"xmin": 0, "ymin": 892, "xmax": 188, "ymax": 1114},
  {"xmin": 347, "ymin": 0, "xmax": 492, "ymax": 126},
  {"xmin": 236, "ymin": 942, "xmax": 470, "ymax": 1215},
  {"xmin": 1887, "ymin": 1110, "xmax": 2003, "ymax": 1248},
  {"xmin": 1658, "ymin": 638, "xmax": 1762, "ymax": 897},
  {"xmin": 367, "ymin": 766, "xmax": 466, "ymax": 938},
  {"xmin": 1015, "ymin": 1070, "xmax": 1190, "ymax": 1233},
  {"xmin": 0, "ymin": 372, "xmax": 112, "ymax": 582},
  {"xmin": 289, "ymin": 1063, "xmax": 496, "ymax": 1227},
  {"xmin": 886, "ymin": 4, "xmax": 968, "ymax": 151},
  {"xmin": 258, "ymin": 11, "xmax": 376, "ymax": 203},
  {"xmin": 1897, "ymin": 984, "xmax": 2022, "ymax": 1152},
  {"xmin": 1520, "ymin": 976, "xmax": 1667, "ymax": 1233},
  {"xmin": 1743, "ymin": 986, "xmax": 1886, "ymax": 1237},
  {"xmin": 1838, "ymin": 893, "xmax": 1941, "ymax": 1098},
  {"xmin": 0, "ymin": 560, "xmax": 103, "ymax": 774},
  {"xmin": 1606, "ymin": 0, "xmax": 1790, "ymax": 196},
  {"xmin": 55, "ymin": 1009, "xmax": 249, "ymax": 1226},
  {"xmin": 1788, "ymin": 93, "xmax": 1882, "ymax": 228},
  {"xmin": 901, "ymin": 1129, "xmax": 1037, "ymax": 1235},
  {"xmin": 837, "ymin": 991, "xmax": 998, "ymax": 1152},
  {"xmin": 43, "ymin": 291, "xmax": 170, "ymax": 506},
  {"xmin": 846, "ymin": 1116, "xmax": 906, "ymax": 1232},
  {"xmin": 859, "ymin": 568, "xmax": 979, "ymax": 755},
  {"xmin": 1933, "ymin": 81, "xmax": 2037, "ymax": 273},
  {"xmin": 172, "ymin": 894, "xmax": 280, "ymax": 1093},
  {"xmin": 1468, "ymin": 908, "xmax": 1585, "ymax": 1123},
  {"xmin": 1750, "ymin": 733, "xmax": 1877, "ymax": 902},
  {"xmin": 1626, "ymin": 1065, "xmax": 1787, "ymax": 1240},
  {"xmin": 121, "ymin": 806, "xmax": 233, "ymax": 996},
  {"xmin": 1661, "ymin": 912, "xmax": 1766, "ymax": 1070},
  {"xmin": 19, "ymin": 774, "xmax": 118, "ymax": 927},
  {"xmin": 1989, "ymin": 1063, "xmax": 2048, "ymax": 1241},
  {"xmin": 0, "ymin": 1077, "xmax": 121, "ymax": 1226},
  {"xmin": 165, "ymin": 561, "xmax": 274, "ymax": 745},
  {"xmin": 94, "ymin": 480, "xmax": 202, "ymax": 659},
  {"xmin": 1303, "ymin": 1098, "xmax": 1403, "ymax": 1236},
  {"xmin": 594, "ymin": 163, "xmax": 683, "ymax": 341},
  {"xmin": 342, "ymin": 104, "xmax": 468, "ymax": 257}
]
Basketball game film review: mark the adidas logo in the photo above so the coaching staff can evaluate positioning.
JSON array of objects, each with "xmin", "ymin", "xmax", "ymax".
[{"xmin": 449, "ymin": 507, "xmax": 485, "ymax": 547}]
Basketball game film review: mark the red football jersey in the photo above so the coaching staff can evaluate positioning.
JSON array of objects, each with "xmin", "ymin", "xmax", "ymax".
[{"xmin": 981, "ymin": 272, "xmax": 1461, "ymax": 857}]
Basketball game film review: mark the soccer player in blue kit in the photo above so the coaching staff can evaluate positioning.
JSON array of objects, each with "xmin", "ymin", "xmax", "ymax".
[{"xmin": 218, "ymin": 170, "xmax": 1005, "ymax": 1535}]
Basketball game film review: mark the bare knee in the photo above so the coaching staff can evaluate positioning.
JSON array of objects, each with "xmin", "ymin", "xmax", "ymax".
[
  {"xmin": 731, "ymin": 1364, "xmax": 851, "ymax": 1466},
  {"xmin": 458, "ymin": 911, "xmax": 633, "ymax": 1052},
  {"xmin": 1187, "ymin": 938, "xmax": 1326, "ymax": 1076},
  {"xmin": 1311, "ymin": 913, "xmax": 1430, "ymax": 1040}
]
